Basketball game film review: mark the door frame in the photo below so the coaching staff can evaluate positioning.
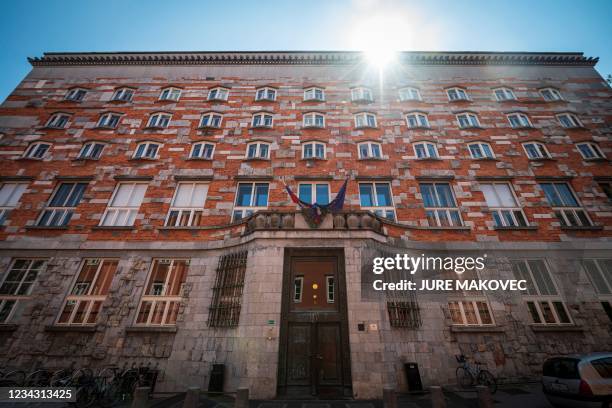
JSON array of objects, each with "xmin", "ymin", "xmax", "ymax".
[{"xmin": 277, "ymin": 248, "xmax": 352, "ymax": 398}]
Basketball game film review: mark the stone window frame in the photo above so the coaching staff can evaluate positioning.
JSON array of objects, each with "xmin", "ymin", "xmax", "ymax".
[
  {"xmin": 159, "ymin": 87, "xmax": 182, "ymax": 102},
  {"xmin": 446, "ymin": 87, "xmax": 470, "ymax": 102},
  {"xmin": 354, "ymin": 112, "xmax": 377, "ymax": 129},
  {"xmin": 45, "ymin": 112, "xmax": 71, "ymax": 129},
  {"xmin": 56, "ymin": 258, "xmax": 119, "ymax": 326},
  {"xmin": 556, "ymin": 112, "xmax": 583, "ymax": 129},
  {"xmin": 539, "ymin": 87, "xmax": 563, "ymax": 102},
  {"xmin": 302, "ymin": 112, "xmax": 325, "ymax": 128},
  {"xmin": 111, "ymin": 87, "xmax": 135, "ymax": 102},
  {"xmin": 64, "ymin": 87, "xmax": 87, "ymax": 102},
  {"xmin": 207, "ymin": 87, "xmax": 229, "ymax": 101},
  {"xmin": 77, "ymin": 141, "xmax": 106, "ymax": 160},
  {"xmin": 413, "ymin": 141, "xmax": 439, "ymax": 159},
  {"xmin": 405, "ymin": 111, "xmax": 430, "ymax": 129},
  {"xmin": 539, "ymin": 182, "xmax": 593, "ymax": 227},
  {"xmin": 303, "ymin": 87, "xmax": 325, "ymax": 102},
  {"xmin": 467, "ymin": 141, "xmax": 495, "ymax": 159},
  {"xmin": 189, "ymin": 141, "xmax": 215, "ymax": 160},
  {"xmin": 231, "ymin": 182, "xmax": 270, "ymax": 222},
  {"xmin": 146, "ymin": 112, "xmax": 172, "ymax": 129},
  {"xmin": 357, "ymin": 141, "xmax": 382, "ymax": 159},
  {"xmin": 576, "ymin": 142, "xmax": 605, "ymax": 160},
  {"xmin": 245, "ymin": 141, "xmax": 271, "ymax": 160},
  {"xmin": 522, "ymin": 141, "xmax": 550, "ymax": 160},
  {"xmin": 133, "ymin": 141, "xmax": 162, "ymax": 160},
  {"xmin": 255, "ymin": 87, "xmax": 277, "ymax": 101},
  {"xmin": 251, "ymin": 112, "xmax": 274, "ymax": 128},
  {"xmin": 419, "ymin": 182, "xmax": 463, "ymax": 227},
  {"xmin": 0, "ymin": 258, "xmax": 47, "ymax": 324},
  {"xmin": 199, "ymin": 112, "xmax": 223, "ymax": 129},
  {"xmin": 511, "ymin": 258, "xmax": 573, "ymax": 326},
  {"xmin": 100, "ymin": 182, "xmax": 148, "ymax": 227},
  {"xmin": 448, "ymin": 298, "xmax": 495, "ymax": 326},
  {"xmin": 358, "ymin": 182, "xmax": 396, "ymax": 221},
  {"xmin": 581, "ymin": 259, "xmax": 612, "ymax": 321},
  {"xmin": 23, "ymin": 142, "xmax": 52, "ymax": 160},
  {"xmin": 135, "ymin": 258, "xmax": 189, "ymax": 326},
  {"xmin": 0, "ymin": 182, "xmax": 28, "ymax": 226},
  {"xmin": 36, "ymin": 181, "xmax": 88, "ymax": 227},
  {"xmin": 297, "ymin": 182, "xmax": 330, "ymax": 206},
  {"xmin": 455, "ymin": 112, "xmax": 481, "ymax": 129},
  {"xmin": 96, "ymin": 112, "xmax": 122, "ymax": 129},
  {"xmin": 165, "ymin": 182, "xmax": 209, "ymax": 227},
  {"xmin": 493, "ymin": 87, "xmax": 516, "ymax": 101},
  {"xmin": 507, "ymin": 112, "xmax": 533, "ymax": 128},
  {"xmin": 350, "ymin": 87, "xmax": 373, "ymax": 103},
  {"xmin": 480, "ymin": 182, "xmax": 529, "ymax": 228},
  {"xmin": 302, "ymin": 141, "xmax": 326, "ymax": 160},
  {"xmin": 398, "ymin": 86, "xmax": 421, "ymax": 102}
]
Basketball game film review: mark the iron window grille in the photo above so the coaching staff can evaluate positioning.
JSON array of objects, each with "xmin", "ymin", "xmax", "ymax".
[
  {"xmin": 37, "ymin": 182, "xmax": 87, "ymax": 227},
  {"xmin": 208, "ymin": 250, "xmax": 247, "ymax": 327}
]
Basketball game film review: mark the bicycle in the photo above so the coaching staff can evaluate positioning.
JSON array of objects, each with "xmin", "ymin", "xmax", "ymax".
[{"xmin": 455, "ymin": 354, "xmax": 497, "ymax": 394}]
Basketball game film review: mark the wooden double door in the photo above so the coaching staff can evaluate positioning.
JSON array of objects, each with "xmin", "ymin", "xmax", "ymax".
[{"xmin": 277, "ymin": 249, "xmax": 352, "ymax": 398}]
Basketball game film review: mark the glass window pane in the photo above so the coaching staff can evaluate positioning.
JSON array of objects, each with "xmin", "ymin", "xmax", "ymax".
[
  {"xmin": 495, "ymin": 184, "xmax": 516, "ymax": 207},
  {"xmin": 435, "ymin": 184, "xmax": 455, "ymax": 207},
  {"xmin": 316, "ymin": 184, "xmax": 329, "ymax": 205},
  {"xmin": 375, "ymin": 184, "xmax": 391, "ymax": 206},
  {"xmin": 541, "ymin": 184, "xmax": 561, "ymax": 206},
  {"xmin": 556, "ymin": 184, "xmax": 578, "ymax": 206},
  {"xmin": 481, "ymin": 184, "xmax": 500, "ymax": 207},
  {"xmin": 360, "ymin": 184, "xmax": 374, "ymax": 207},
  {"xmin": 236, "ymin": 184, "xmax": 252, "ymax": 206},
  {"xmin": 529, "ymin": 260, "xmax": 557, "ymax": 296},
  {"xmin": 420, "ymin": 184, "xmax": 435, "ymax": 207},
  {"xmin": 254, "ymin": 184, "xmax": 268, "ymax": 206},
  {"xmin": 299, "ymin": 184, "xmax": 312, "ymax": 204}
]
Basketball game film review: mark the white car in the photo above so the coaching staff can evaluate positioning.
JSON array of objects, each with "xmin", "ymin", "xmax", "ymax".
[{"xmin": 542, "ymin": 353, "xmax": 612, "ymax": 408}]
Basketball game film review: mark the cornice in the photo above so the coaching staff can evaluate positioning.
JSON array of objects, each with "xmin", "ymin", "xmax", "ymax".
[{"xmin": 28, "ymin": 51, "xmax": 599, "ymax": 67}]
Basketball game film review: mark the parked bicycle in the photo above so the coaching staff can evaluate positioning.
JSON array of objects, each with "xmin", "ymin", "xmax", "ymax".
[{"xmin": 455, "ymin": 354, "xmax": 497, "ymax": 394}]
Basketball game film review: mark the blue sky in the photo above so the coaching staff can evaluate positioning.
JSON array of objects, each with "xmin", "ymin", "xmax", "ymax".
[{"xmin": 1, "ymin": 0, "xmax": 610, "ymax": 101}]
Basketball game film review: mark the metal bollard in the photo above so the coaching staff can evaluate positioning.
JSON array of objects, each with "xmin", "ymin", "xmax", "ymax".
[
  {"xmin": 476, "ymin": 385, "xmax": 494, "ymax": 408},
  {"xmin": 430, "ymin": 385, "xmax": 446, "ymax": 408},
  {"xmin": 382, "ymin": 387, "xmax": 397, "ymax": 408},
  {"xmin": 131, "ymin": 386, "xmax": 150, "ymax": 408},
  {"xmin": 183, "ymin": 387, "xmax": 201, "ymax": 408},
  {"xmin": 235, "ymin": 388, "xmax": 249, "ymax": 408}
]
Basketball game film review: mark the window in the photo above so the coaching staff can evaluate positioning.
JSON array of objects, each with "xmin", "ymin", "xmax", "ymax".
[
  {"xmin": 190, "ymin": 142, "xmax": 215, "ymax": 159},
  {"xmin": 557, "ymin": 113, "xmax": 583, "ymax": 128},
  {"xmin": 507, "ymin": 113, "xmax": 532, "ymax": 128},
  {"xmin": 133, "ymin": 142, "xmax": 160, "ymax": 159},
  {"xmin": 0, "ymin": 183, "xmax": 27, "ymax": 225},
  {"xmin": 304, "ymin": 87, "xmax": 324, "ymax": 101},
  {"xmin": 414, "ymin": 142, "xmax": 438, "ymax": 159},
  {"xmin": 493, "ymin": 88, "xmax": 515, "ymax": 101},
  {"xmin": 78, "ymin": 142, "xmax": 105, "ymax": 160},
  {"xmin": 481, "ymin": 183, "xmax": 528, "ymax": 227},
  {"xmin": 0, "ymin": 259, "xmax": 46, "ymax": 323},
  {"xmin": 456, "ymin": 112, "xmax": 480, "ymax": 128},
  {"xmin": 603, "ymin": 301, "xmax": 612, "ymax": 323},
  {"xmin": 146, "ymin": 113, "xmax": 171, "ymax": 128},
  {"xmin": 111, "ymin": 88, "xmax": 134, "ymax": 102},
  {"xmin": 405, "ymin": 112, "xmax": 430, "ymax": 128},
  {"xmin": 251, "ymin": 112, "xmax": 273, "ymax": 128},
  {"xmin": 46, "ymin": 113, "xmax": 70, "ymax": 129},
  {"xmin": 522, "ymin": 142, "xmax": 550, "ymax": 159},
  {"xmin": 37, "ymin": 182, "xmax": 87, "ymax": 227},
  {"xmin": 468, "ymin": 142, "xmax": 495, "ymax": 159},
  {"xmin": 57, "ymin": 259, "xmax": 118, "ymax": 325},
  {"xmin": 246, "ymin": 142, "xmax": 270, "ymax": 159},
  {"xmin": 351, "ymin": 87, "xmax": 373, "ymax": 102},
  {"xmin": 232, "ymin": 183, "xmax": 269, "ymax": 221},
  {"xmin": 298, "ymin": 183, "xmax": 329, "ymax": 205},
  {"xmin": 303, "ymin": 112, "xmax": 325, "ymax": 128},
  {"xmin": 358, "ymin": 141, "xmax": 382, "ymax": 159},
  {"xmin": 399, "ymin": 87, "xmax": 421, "ymax": 101},
  {"xmin": 255, "ymin": 87, "xmax": 276, "ymax": 101},
  {"xmin": 65, "ymin": 88, "xmax": 86, "ymax": 102},
  {"xmin": 293, "ymin": 276, "xmax": 303, "ymax": 302},
  {"xmin": 208, "ymin": 251, "xmax": 247, "ymax": 327},
  {"xmin": 359, "ymin": 182, "xmax": 395, "ymax": 220},
  {"xmin": 511, "ymin": 259, "xmax": 572, "ymax": 325},
  {"xmin": 354, "ymin": 112, "xmax": 377, "ymax": 128},
  {"xmin": 302, "ymin": 141, "xmax": 326, "ymax": 159},
  {"xmin": 577, "ymin": 142, "xmax": 605, "ymax": 160},
  {"xmin": 448, "ymin": 300, "xmax": 494, "ymax": 326},
  {"xmin": 540, "ymin": 88, "xmax": 563, "ymax": 101},
  {"xmin": 96, "ymin": 112, "xmax": 121, "ymax": 128},
  {"xmin": 420, "ymin": 182, "xmax": 463, "ymax": 227},
  {"xmin": 326, "ymin": 276, "xmax": 335, "ymax": 303},
  {"xmin": 165, "ymin": 182, "xmax": 209, "ymax": 227},
  {"xmin": 23, "ymin": 142, "xmax": 51, "ymax": 159},
  {"xmin": 199, "ymin": 112, "xmax": 222, "ymax": 128},
  {"xmin": 447, "ymin": 87, "xmax": 469, "ymax": 101},
  {"xmin": 100, "ymin": 183, "xmax": 147, "ymax": 227},
  {"xmin": 208, "ymin": 87, "xmax": 229, "ymax": 101},
  {"xmin": 540, "ymin": 182, "xmax": 592, "ymax": 227},
  {"xmin": 159, "ymin": 87, "xmax": 181, "ymax": 101},
  {"xmin": 136, "ymin": 259, "xmax": 189, "ymax": 326},
  {"xmin": 582, "ymin": 259, "xmax": 612, "ymax": 295}
]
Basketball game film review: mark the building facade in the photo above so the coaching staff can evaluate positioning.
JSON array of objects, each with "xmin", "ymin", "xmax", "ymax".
[{"xmin": 0, "ymin": 51, "xmax": 610, "ymax": 399}]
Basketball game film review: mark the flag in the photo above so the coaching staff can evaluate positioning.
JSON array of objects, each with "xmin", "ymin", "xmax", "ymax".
[
  {"xmin": 327, "ymin": 178, "xmax": 348, "ymax": 213},
  {"xmin": 283, "ymin": 179, "xmax": 349, "ymax": 227}
]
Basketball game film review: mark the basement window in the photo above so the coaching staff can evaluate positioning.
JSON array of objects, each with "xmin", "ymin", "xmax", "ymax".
[{"xmin": 208, "ymin": 251, "xmax": 247, "ymax": 327}]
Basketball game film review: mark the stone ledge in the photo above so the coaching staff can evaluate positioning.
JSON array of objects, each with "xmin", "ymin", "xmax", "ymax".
[
  {"xmin": 0, "ymin": 324, "xmax": 18, "ymax": 332},
  {"xmin": 530, "ymin": 325, "xmax": 584, "ymax": 333},
  {"xmin": 450, "ymin": 325, "xmax": 504, "ymax": 333},
  {"xmin": 494, "ymin": 226, "xmax": 539, "ymax": 231},
  {"xmin": 45, "ymin": 325, "xmax": 97, "ymax": 333},
  {"xmin": 561, "ymin": 225, "xmax": 604, "ymax": 231},
  {"xmin": 125, "ymin": 326, "xmax": 178, "ymax": 333}
]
